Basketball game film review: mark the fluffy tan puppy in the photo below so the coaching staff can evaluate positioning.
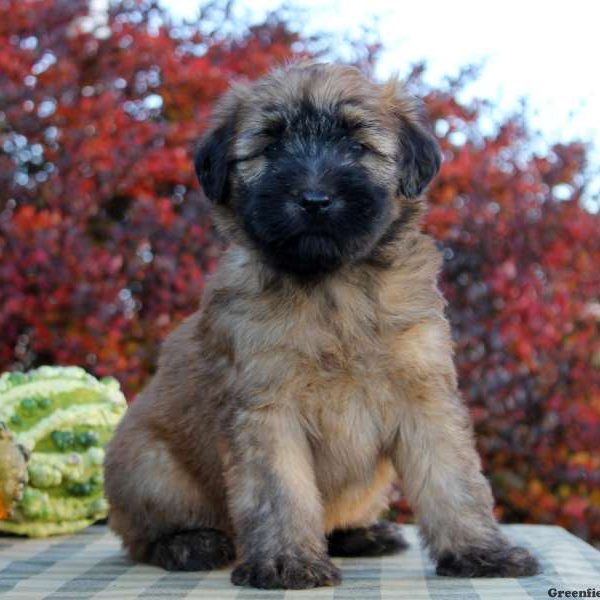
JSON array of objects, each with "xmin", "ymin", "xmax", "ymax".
[{"xmin": 104, "ymin": 62, "xmax": 540, "ymax": 589}]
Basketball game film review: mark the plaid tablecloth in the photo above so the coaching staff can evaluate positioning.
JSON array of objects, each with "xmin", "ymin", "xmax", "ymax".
[{"xmin": 1, "ymin": 525, "xmax": 598, "ymax": 599}]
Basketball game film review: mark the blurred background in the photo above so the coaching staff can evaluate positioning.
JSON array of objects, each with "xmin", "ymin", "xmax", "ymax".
[{"xmin": 1, "ymin": 0, "xmax": 598, "ymax": 546}]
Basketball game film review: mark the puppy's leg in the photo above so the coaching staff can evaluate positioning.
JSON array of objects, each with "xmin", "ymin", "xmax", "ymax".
[
  {"xmin": 106, "ymin": 435, "xmax": 235, "ymax": 571},
  {"xmin": 105, "ymin": 412, "xmax": 234, "ymax": 570},
  {"xmin": 328, "ymin": 521, "xmax": 408, "ymax": 557},
  {"xmin": 392, "ymin": 377, "xmax": 540, "ymax": 577},
  {"xmin": 145, "ymin": 528, "xmax": 235, "ymax": 571},
  {"xmin": 225, "ymin": 406, "xmax": 340, "ymax": 589}
]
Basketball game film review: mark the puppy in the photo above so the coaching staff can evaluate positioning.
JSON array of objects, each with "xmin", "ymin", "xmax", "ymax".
[{"xmin": 104, "ymin": 62, "xmax": 540, "ymax": 588}]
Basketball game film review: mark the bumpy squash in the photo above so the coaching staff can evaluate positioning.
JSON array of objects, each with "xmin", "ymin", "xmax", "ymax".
[{"xmin": 0, "ymin": 366, "xmax": 126, "ymax": 537}]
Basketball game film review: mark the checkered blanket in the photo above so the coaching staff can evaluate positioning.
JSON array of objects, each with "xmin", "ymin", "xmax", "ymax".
[{"xmin": 1, "ymin": 525, "xmax": 598, "ymax": 599}]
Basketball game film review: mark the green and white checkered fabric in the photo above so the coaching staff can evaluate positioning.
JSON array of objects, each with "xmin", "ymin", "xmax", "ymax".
[{"xmin": 1, "ymin": 525, "xmax": 598, "ymax": 599}]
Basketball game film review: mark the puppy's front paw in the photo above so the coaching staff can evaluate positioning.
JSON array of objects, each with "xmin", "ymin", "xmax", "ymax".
[
  {"xmin": 231, "ymin": 554, "xmax": 341, "ymax": 589},
  {"xmin": 436, "ymin": 543, "xmax": 540, "ymax": 577}
]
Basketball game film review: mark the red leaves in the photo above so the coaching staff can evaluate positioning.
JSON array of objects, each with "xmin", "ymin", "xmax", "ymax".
[
  {"xmin": 11, "ymin": 206, "xmax": 62, "ymax": 231},
  {"xmin": 0, "ymin": 0, "xmax": 300, "ymax": 394},
  {"xmin": 416, "ymin": 67, "xmax": 600, "ymax": 546},
  {"xmin": 563, "ymin": 497, "xmax": 590, "ymax": 523}
]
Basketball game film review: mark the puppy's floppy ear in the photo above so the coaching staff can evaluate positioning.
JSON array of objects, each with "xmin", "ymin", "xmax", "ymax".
[
  {"xmin": 397, "ymin": 115, "xmax": 442, "ymax": 199},
  {"xmin": 194, "ymin": 112, "xmax": 237, "ymax": 204}
]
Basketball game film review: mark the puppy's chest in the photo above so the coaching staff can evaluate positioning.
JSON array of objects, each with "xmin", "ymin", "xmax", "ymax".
[
  {"xmin": 226, "ymin": 274, "xmax": 411, "ymax": 437},
  {"xmin": 293, "ymin": 324, "xmax": 400, "ymax": 446}
]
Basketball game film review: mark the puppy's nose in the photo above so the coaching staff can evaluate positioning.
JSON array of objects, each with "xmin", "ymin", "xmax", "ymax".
[{"xmin": 300, "ymin": 191, "xmax": 332, "ymax": 213}]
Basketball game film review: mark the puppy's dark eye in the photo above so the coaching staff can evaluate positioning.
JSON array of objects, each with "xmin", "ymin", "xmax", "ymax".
[
  {"xmin": 349, "ymin": 141, "xmax": 369, "ymax": 156},
  {"xmin": 263, "ymin": 141, "xmax": 282, "ymax": 156}
]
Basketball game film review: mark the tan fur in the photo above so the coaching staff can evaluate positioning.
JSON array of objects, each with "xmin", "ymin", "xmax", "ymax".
[{"xmin": 104, "ymin": 62, "xmax": 536, "ymax": 586}]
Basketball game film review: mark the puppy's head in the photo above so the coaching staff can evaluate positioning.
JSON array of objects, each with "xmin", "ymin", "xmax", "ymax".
[{"xmin": 195, "ymin": 63, "xmax": 441, "ymax": 275}]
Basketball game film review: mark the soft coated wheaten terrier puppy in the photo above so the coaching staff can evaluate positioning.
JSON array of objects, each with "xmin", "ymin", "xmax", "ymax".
[{"xmin": 104, "ymin": 62, "xmax": 540, "ymax": 589}]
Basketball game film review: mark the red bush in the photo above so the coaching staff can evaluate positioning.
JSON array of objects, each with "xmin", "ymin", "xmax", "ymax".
[
  {"xmin": 1, "ymin": 1, "xmax": 598, "ymax": 544},
  {"xmin": 0, "ymin": 0, "xmax": 303, "ymax": 392},
  {"xmin": 422, "ymin": 102, "xmax": 600, "ymax": 544}
]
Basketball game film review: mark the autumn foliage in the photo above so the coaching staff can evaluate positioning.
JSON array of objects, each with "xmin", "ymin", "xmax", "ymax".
[
  {"xmin": 1, "ymin": 1, "xmax": 598, "ymax": 544},
  {"xmin": 0, "ymin": 0, "xmax": 302, "ymax": 392}
]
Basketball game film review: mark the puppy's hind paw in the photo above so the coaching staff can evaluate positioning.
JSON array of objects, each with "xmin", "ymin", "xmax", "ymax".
[
  {"xmin": 147, "ymin": 528, "xmax": 235, "ymax": 571},
  {"xmin": 436, "ymin": 543, "xmax": 541, "ymax": 578},
  {"xmin": 328, "ymin": 520, "xmax": 408, "ymax": 557}
]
